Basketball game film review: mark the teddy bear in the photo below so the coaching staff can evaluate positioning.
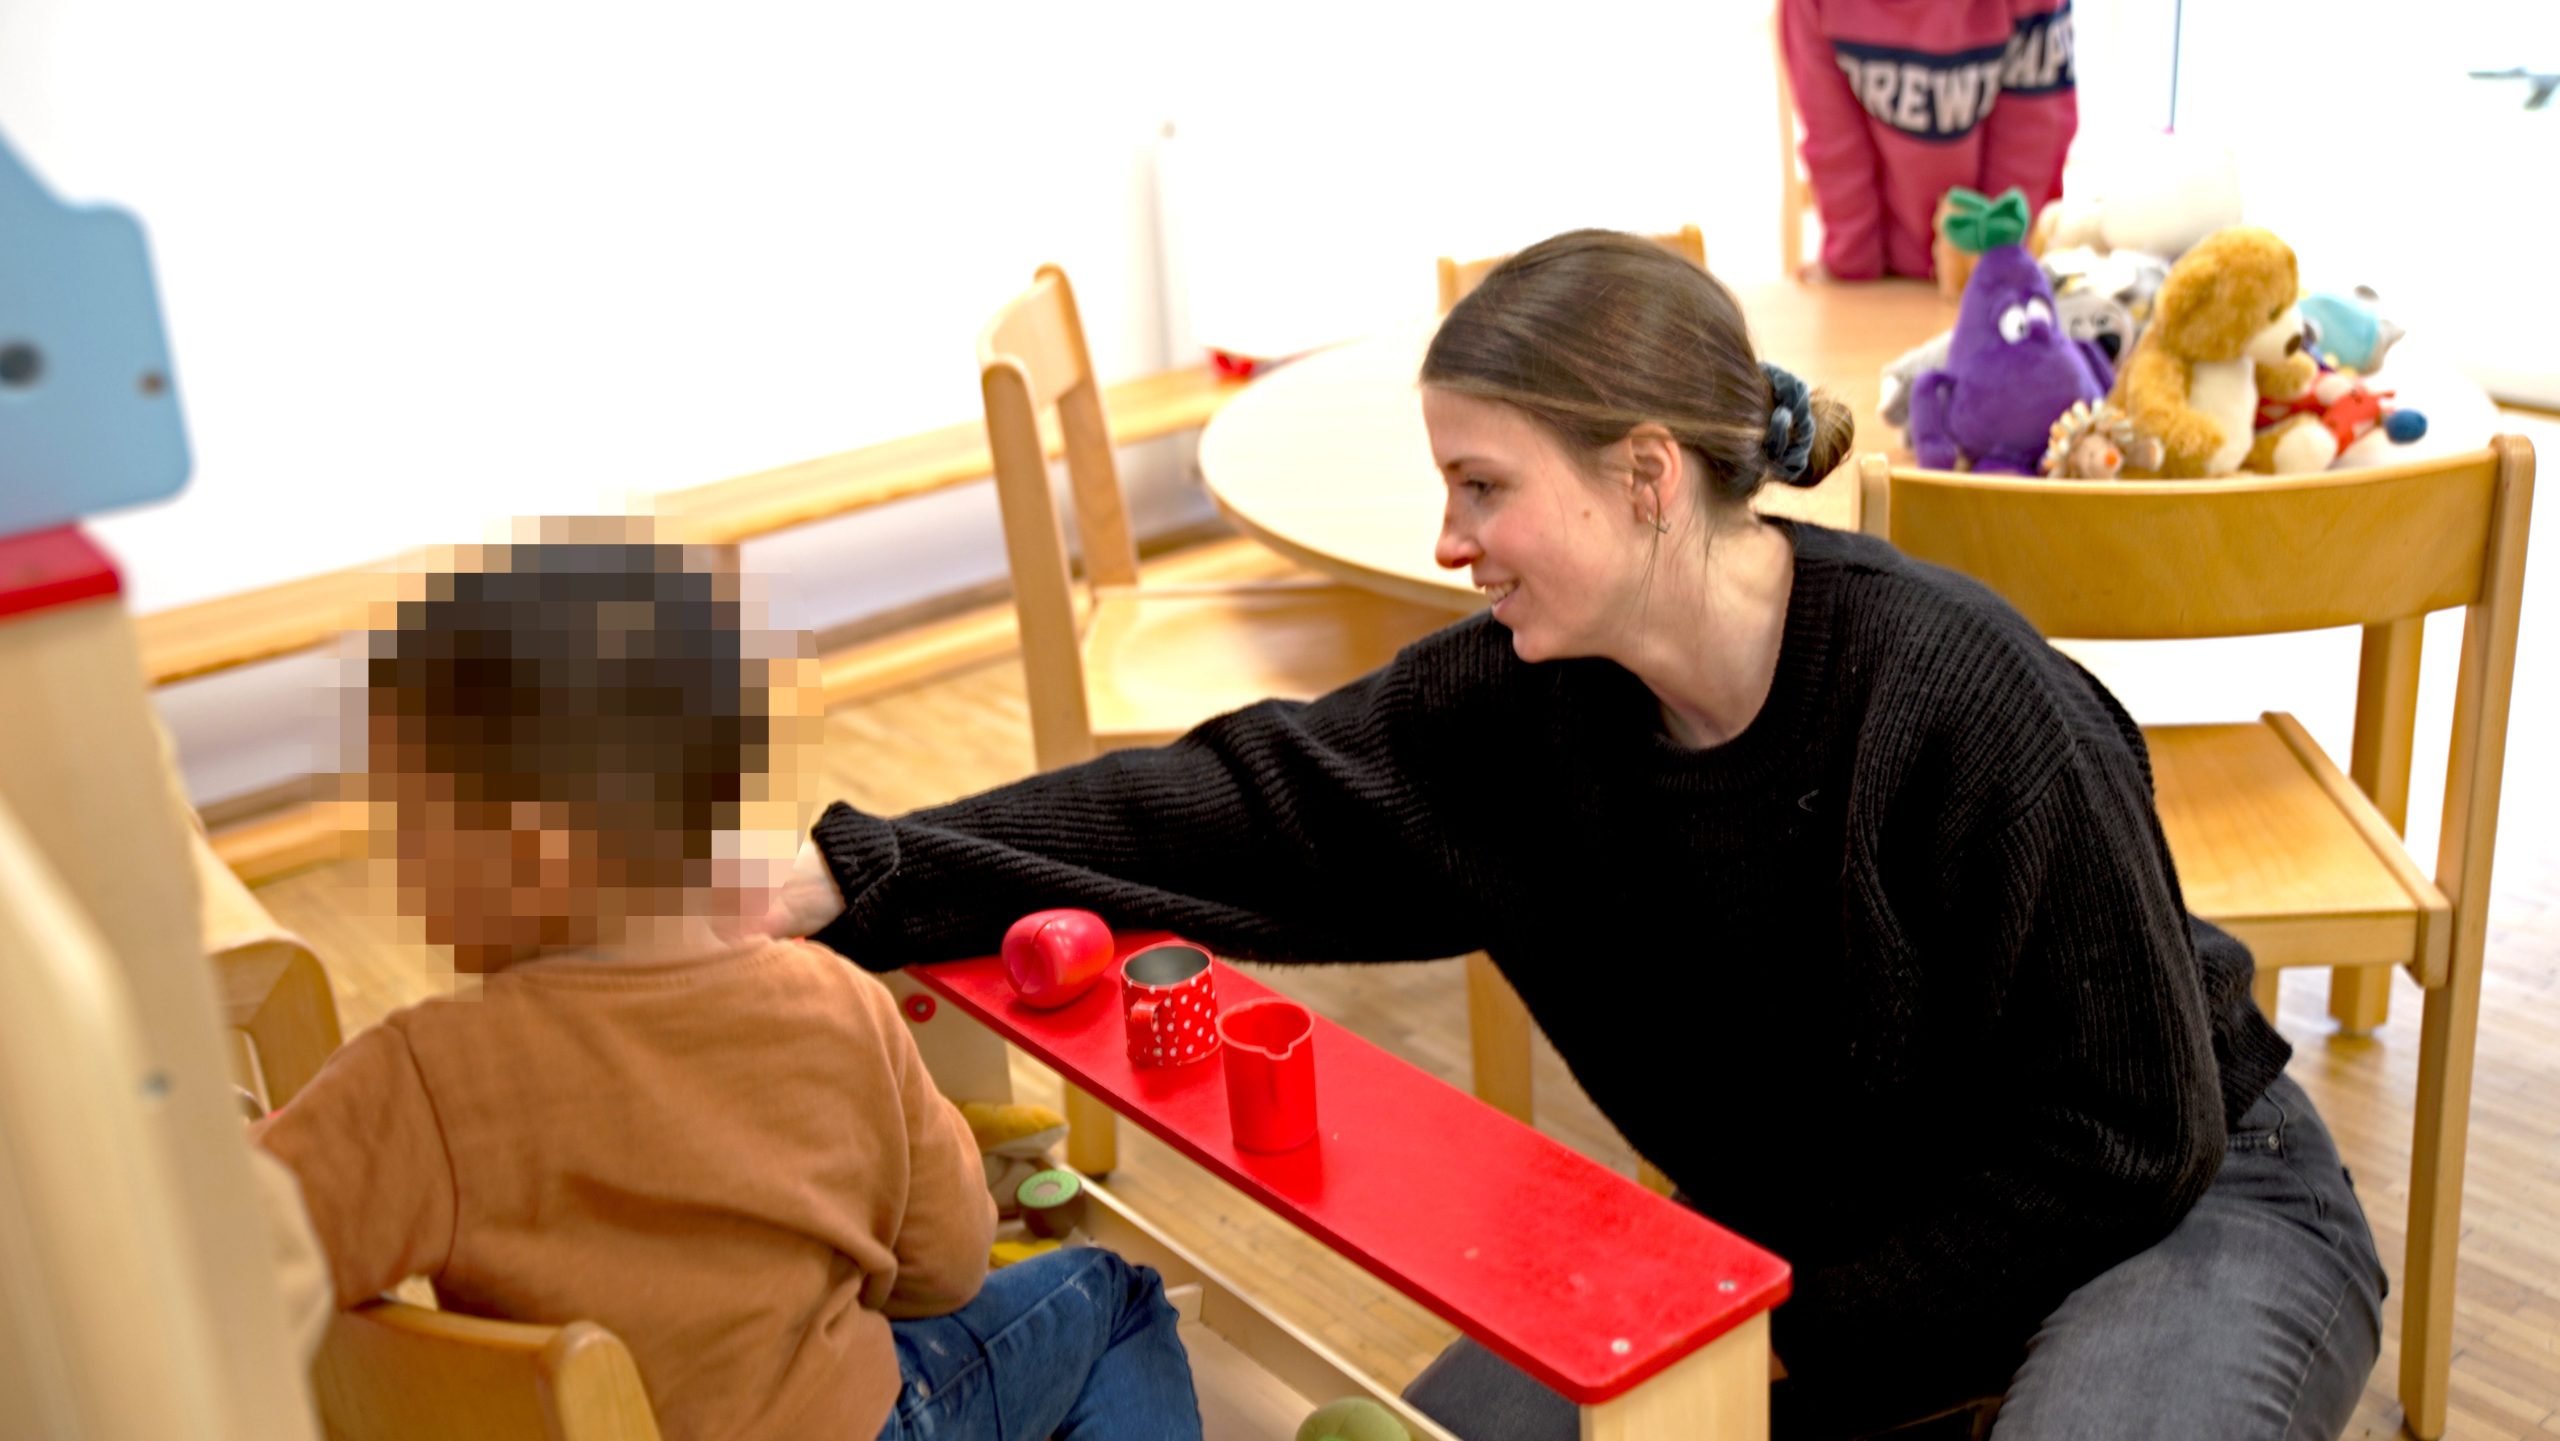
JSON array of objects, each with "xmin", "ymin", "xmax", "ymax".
[
  {"xmin": 2111, "ymin": 227, "xmax": 2319, "ymax": 479},
  {"xmin": 2248, "ymin": 368, "xmax": 2428, "ymax": 473}
]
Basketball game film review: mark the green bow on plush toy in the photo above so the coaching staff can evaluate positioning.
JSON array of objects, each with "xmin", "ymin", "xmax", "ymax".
[{"xmin": 1939, "ymin": 187, "xmax": 2032, "ymax": 256}]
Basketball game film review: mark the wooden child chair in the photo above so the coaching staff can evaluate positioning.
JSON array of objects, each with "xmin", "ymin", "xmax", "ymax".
[
  {"xmin": 1437, "ymin": 225, "xmax": 1707, "ymax": 314},
  {"xmin": 1855, "ymin": 439, "xmax": 2535, "ymax": 1440},
  {"xmin": 978, "ymin": 264, "xmax": 1451, "ymax": 1170}
]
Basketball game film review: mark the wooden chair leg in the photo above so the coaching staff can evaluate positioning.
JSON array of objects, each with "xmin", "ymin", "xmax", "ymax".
[
  {"xmin": 1064, "ymin": 1083, "xmax": 1118, "ymax": 1178},
  {"xmin": 2249, "ymin": 967, "xmax": 2282, "ymax": 1022},
  {"xmin": 2400, "ymin": 971, "xmax": 2484, "ymax": 1441},
  {"xmin": 2338, "ymin": 618, "xmax": 2423, "ymax": 1035},
  {"xmin": 2327, "ymin": 967, "xmax": 2391, "ymax": 1037},
  {"xmin": 1464, "ymin": 953, "xmax": 1534, "ymax": 1124}
]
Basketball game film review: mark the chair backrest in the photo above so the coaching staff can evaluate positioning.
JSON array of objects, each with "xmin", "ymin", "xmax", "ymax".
[
  {"xmin": 1857, "ymin": 436, "xmax": 2535, "ymax": 974},
  {"xmin": 979, "ymin": 264, "xmax": 1136, "ymax": 769},
  {"xmin": 1436, "ymin": 225, "xmax": 1707, "ymax": 314},
  {"xmin": 312, "ymin": 1302, "xmax": 664, "ymax": 1441},
  {"xmin": 1855, "ymin": 444, "xmax": 2524, "ymax": 639}
]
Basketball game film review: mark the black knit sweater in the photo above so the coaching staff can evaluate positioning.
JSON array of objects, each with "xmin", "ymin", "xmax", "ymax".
[{"xmin": 812, "ymin": 519, "xmax": 2291, "ymax": 1432}]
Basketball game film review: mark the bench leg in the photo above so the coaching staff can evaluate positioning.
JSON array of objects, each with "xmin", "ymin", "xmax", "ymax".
[
  {"xmin": 1466, "ymin": 953, "xmax": 1535, "ymax": 1124},
  {"xmin": 1065, "ymin": 1083, "xmax": 1118, "ymax": 1177},
  {"xmin": 1578, "ymin": 1311, "xmax": 1768, "ymax": 1440}
]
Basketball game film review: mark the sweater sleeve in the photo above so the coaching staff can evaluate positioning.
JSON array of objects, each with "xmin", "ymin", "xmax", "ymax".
[
  {"xmin": 866, "ymin": 981, "xmax": 996, "ymax": 1319},
  {"xmin": 1780, "ymin": 0, "xmax": 1888, "ymax": 281},
  {"xmin": 1975, "ymin": 0, "xmax": 2077, "ymax": 211},
  {"xmin": 251, "ymin": 1022, "xmax": 459, "ymax": 1309},
  {"xmin": 1775, "ymin": 748, "xmax": 2222, "ymax": 1427},
  {"xmin": 812, "ymin": 645, "xmax": 1488, "ymax": 969}
]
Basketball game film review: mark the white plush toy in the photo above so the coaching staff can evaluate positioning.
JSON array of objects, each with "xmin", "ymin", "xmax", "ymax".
[{"xmin": 2034, "ymin": 133, "xmax": 2244, "ymax": 262}]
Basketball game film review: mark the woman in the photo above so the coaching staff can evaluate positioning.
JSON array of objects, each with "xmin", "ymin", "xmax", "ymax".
[{"xmin": 774, "ymin": 232, "xmax": 2385, "ymax": 1439}]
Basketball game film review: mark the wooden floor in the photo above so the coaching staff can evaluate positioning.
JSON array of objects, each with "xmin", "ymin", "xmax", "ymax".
[{"xmin": 254, "ymin": 504, "xmax": 2560, "ymax": 1439}]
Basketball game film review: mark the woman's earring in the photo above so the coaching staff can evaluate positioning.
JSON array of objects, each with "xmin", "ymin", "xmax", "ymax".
[{"xmin": 1652, "ymin": 513, "xmax": 1671, "ymax": 534}]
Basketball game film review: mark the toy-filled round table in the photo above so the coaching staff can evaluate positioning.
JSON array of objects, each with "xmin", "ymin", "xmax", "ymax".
[
  {"xmin": 1196, "ymin": 280, "xmax": 2504, "ymax": 615},
  {"xmin": 1196, "ymin": 280, "xmax": 1958, "ymax": 611}
]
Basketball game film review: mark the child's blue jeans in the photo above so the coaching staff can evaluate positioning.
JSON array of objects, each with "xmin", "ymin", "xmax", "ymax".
[{"xmin": 873, "ymin": 1247, "xmax": 1202, "ymax": 1441}]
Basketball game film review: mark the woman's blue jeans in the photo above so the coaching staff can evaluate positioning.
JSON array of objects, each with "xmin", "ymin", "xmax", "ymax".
[{"xmin": 874, "ymin": 1248, "xmax": 1202, "ymax": 1441}]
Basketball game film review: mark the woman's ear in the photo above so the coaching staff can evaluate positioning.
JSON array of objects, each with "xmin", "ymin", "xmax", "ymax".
[{"xmin": 1623, "ymin": 423, "xmax": 1682, "ymax": 528}]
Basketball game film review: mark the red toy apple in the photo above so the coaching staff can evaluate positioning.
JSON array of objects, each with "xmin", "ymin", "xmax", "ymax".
[{"xmin": 1001, "ymin": 909, "xmax": 1115, "ymax": 1009}]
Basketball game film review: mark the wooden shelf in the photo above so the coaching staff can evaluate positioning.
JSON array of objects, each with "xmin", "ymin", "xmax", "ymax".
[{"xmin": 137, "ymin": 366, "xmax": 1248, "ymax": 688}]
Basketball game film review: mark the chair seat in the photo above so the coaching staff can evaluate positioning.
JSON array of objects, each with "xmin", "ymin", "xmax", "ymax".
[
  {"xmin": 1082, "ymin": 581, "xmax": 1454, "ymax": 745},
  {"xmin": 2148, "ymin": 718, "xmax": 2450, "ymax": 977}
]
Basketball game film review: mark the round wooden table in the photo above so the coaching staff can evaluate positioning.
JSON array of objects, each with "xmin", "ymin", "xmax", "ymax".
[{"xmin": 1198, "ymin": 279, "xmax": 1960, "ymax": 611}]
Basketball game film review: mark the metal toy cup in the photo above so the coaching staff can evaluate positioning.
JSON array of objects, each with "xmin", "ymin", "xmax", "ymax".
[{"xmin": 1120, "ymin": 942, "xmax": 1219, "ymax": 1067}]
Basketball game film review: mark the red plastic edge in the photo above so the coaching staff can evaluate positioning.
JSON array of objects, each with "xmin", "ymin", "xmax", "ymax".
[{"xmin": 0, "ymin": 527, "xmax": 123, "ymax": 622}]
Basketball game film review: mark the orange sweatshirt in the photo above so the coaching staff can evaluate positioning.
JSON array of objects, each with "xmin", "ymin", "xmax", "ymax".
[{"xmin": 254, "ymin": 938, "xmax": 994, "ymax": 1440}]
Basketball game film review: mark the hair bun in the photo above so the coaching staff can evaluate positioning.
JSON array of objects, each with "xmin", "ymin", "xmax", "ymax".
[{"xmin": 1759, "ymin": 362, "xmax": 1816, "ymax": 485}]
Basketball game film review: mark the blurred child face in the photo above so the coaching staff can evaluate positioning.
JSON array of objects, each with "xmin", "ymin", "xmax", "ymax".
[{"xmin": 383, "ymin": 767, "xmax": 604, "ymax": 971}]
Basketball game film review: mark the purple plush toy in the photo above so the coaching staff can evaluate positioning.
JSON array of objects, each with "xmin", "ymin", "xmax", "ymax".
[{"xmin": 1909, "ymin": 189, "xmax": 2113, "ymax": 475}]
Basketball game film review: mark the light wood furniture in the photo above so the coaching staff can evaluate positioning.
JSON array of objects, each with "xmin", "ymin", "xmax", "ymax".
[
  {"xmin": 980, "ymin": 265, "xmax": 1452, "ymax": 1172},
  {"xmin": 311, "ymin": 1303, "xmax": 663, "ymax": 1441},
  {"xmin": 0, "ymin": 528, "xmax": 321, "ymax": 1440},
  {"xmin": 196, "ymin": 827, "xmax": 343, "ymax": 1108},
  {"xmin": 1773, "ymin": 14, "xmax": 1818, "ymax": 281},
  {"xmin": 135, "ymin": 372, "xmax": 1249, "ymax": 692},
  {"xmin": 1854, "ymin": 439, "xmax": 2536, "ymax": 1441},
  {"xmin": 914, "ymin": 944, "xmax": 1786, "ymax": 1438},
  {"xmin": 1197, "ymin": 281, "xmax": 1957, "ymax": 612},
  {"xmin": 1436, "ymin": 225, "xmax": 1707, "ymax": 313},
  {"xmin": 980, "ymin": 263, "xmax": 1451, "ymax": 772}
]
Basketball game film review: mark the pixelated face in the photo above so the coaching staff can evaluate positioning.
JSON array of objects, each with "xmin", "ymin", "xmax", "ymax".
[
  {"xmin": 373, "ymin": 765, "xmax": 604, "ymax": 970},
  {"xmin": 359, "ymin": 522, "xmax": 825, "ymax": 971}
]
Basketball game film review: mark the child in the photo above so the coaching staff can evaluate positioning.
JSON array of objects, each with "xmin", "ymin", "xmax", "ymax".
[
  {"xmin": 254, "ymin": 524, "xmax": 1201, "ymax": 1440},
  {"xmin": 1780, "ymin": 0, "xmax": 2077, "ymax": 281}
]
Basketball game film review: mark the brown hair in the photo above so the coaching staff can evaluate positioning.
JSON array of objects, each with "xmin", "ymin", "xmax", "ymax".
[
  {"xmin": 1420, "ymin": 229, "xmax": 1853, "ymax": 507},
  {"xmin": 367, "ymin": 538, "xmax": 766, "ymax": 896}
]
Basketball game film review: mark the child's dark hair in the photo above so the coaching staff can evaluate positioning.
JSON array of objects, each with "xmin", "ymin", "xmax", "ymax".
[
  {"xmin": 1421, "ymin": 229, "xmax": 1854, "ymax": 505},
  {"xmin": 367, "ymin": 536, "xmax": 765, "ymax": 895}
]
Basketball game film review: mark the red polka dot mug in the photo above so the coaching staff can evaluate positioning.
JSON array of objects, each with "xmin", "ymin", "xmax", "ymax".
[{"xmin": 1121, "ymin": 942, "xmax": 1220, "ymax": 1068}]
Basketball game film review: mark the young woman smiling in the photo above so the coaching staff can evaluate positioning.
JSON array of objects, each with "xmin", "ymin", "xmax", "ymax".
[{"xmin": 775, "ymin": 231, "xmax": 2385, "ymax": 1440}]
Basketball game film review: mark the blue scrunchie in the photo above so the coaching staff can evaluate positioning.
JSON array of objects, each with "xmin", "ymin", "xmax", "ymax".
[{"xmin": 1760, "ymin": 362, "xmax": 1815, "ymax": 484}]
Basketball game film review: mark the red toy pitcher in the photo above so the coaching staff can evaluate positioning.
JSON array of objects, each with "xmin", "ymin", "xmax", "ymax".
[{"xmin": 1219, "ymin": 997, "xmax": 1318, "ymax": 1152}]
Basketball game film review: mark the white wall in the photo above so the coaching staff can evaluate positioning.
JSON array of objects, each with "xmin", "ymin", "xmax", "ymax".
[{"xmin": 3, "ymin": 1, "xmax": 2181, "ymax": 807}]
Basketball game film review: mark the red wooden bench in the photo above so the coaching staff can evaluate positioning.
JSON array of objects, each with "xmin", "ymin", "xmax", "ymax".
[{"xmin": 907, "ymin": 938, "xmax": 1789, "ymax": 1438}]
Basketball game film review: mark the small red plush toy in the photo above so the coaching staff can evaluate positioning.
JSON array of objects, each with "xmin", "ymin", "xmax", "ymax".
[{"xmin": 2251, "ymin": 367, "xmax": 2427, "ymax": 473}]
